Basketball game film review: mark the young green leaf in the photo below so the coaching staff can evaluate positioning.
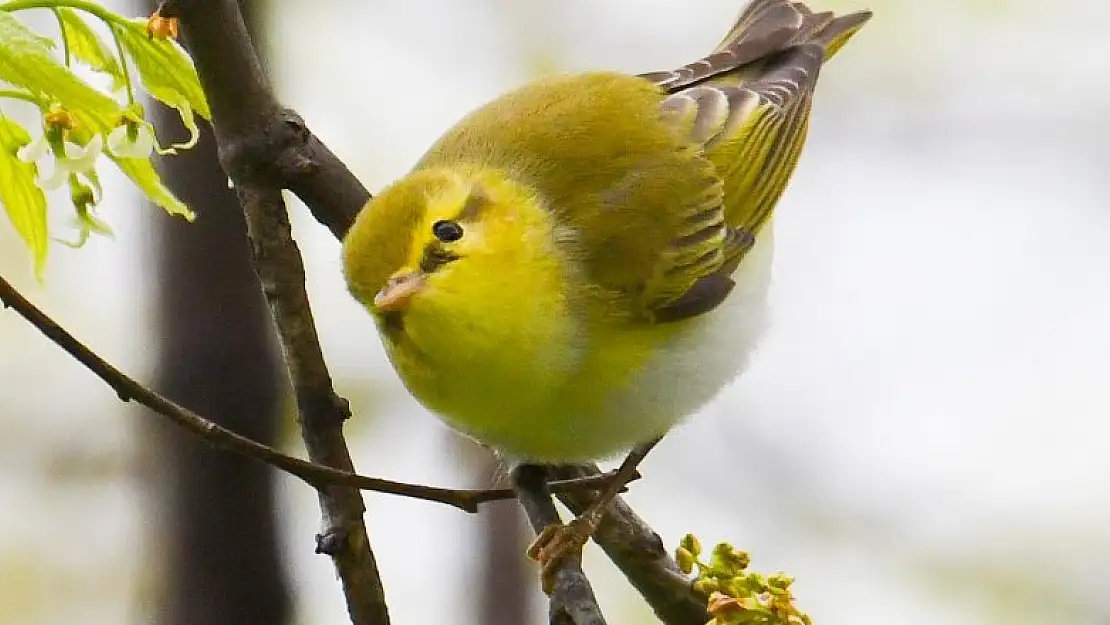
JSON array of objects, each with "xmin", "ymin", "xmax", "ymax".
[
  {"xmin": 0, "ymin": 12, "xmax": 123, "ymax": 134},
  {"xmin": 108, "ymin": 154, "xmax": 194, "ymax": 221},
  {"xmin": 54, "ymin": 8, "xmax": 125, "ymax": 88},
  {"xmin": 112, "ymin": 18, "xmax": 210, "ymax": 149},
  {"xmin": 0, "ymin": 116, "xmax": 49, "ymax": 278}
]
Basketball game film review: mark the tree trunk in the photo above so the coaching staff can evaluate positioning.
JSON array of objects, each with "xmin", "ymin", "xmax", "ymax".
[{"xmin": 141, "ymin": 2, "xmax": 291, "ymax": 623}]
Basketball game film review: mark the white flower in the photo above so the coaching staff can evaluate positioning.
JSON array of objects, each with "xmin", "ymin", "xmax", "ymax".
[
  {"xmin": 35, "ymin": 160, "xmax": 69, "ymax": 190},
  {"xmin": 16, "ymin": 134, "xmax": 50, "ymax": 163},
  {"xmin": 61, "ymin": 134, "xmax": 102, "ymax": 173},
  {"xmin": 20, "ymin": 134, "xmax": 104, "ymax": 191},
  {"xmin": 107, "ymin": 122, "xmax": 154, "ymax": 158}
]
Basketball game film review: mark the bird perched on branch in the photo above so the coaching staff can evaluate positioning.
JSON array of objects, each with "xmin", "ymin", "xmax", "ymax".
[{"xmin": 343, "ymin": 0, "xmax": 871, "ymax": 590}]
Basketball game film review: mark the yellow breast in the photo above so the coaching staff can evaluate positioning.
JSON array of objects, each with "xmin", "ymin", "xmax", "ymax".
[{"xmin": 381, "ymin": 226, "xmax": 774, "ymax": 463}]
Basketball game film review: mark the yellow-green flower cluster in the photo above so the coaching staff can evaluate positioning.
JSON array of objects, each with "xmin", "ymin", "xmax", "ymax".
[{"xmin": 677, "ymin": 534, "xmax": 811, "ymax": 625}]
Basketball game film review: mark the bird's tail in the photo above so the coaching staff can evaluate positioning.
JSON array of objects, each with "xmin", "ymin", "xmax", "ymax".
[
  {"xmin": 640, "ymin": 1, "xmax": 871, "ymax": 93},
  {"xmin": 715, "ymin": 0, "xmax": 872, "ymax": 61},
  {"xmin": 637, "ymin": 2, "xmax": 870, "ymax": 276}
]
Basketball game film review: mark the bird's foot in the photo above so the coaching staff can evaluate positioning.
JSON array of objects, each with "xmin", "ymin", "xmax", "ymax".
[{"xmin": 527, "ymin": 510, "xmax": 603, "ymax": 595}]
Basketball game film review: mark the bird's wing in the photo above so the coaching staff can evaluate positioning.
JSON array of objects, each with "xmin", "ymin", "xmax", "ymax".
[{"xmin": 636, "ymin": 1, "xmax": 870, "ymax": 323}]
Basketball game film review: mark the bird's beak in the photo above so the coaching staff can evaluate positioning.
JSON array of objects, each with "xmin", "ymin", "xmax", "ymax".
[{"xmin": 373, "ymin": 270, "xmax": 425, "ymax": 312}]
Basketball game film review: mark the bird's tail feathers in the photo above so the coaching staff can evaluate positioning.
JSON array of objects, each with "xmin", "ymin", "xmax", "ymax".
[
  {"xmin": 642, "ymin": 1, "xmax": 870, "ymax": 93},
  {"xmin": 802, "ymin": 10, "xmax": 872, "ymax": 59},
  {"xmin": 715, "ymin": 0, "xmax": 871, "ymax": 61}
]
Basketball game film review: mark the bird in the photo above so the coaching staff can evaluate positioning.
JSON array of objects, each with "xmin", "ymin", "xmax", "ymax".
[{"xmin": 342, "ymin": 0, "xmax": 871, "ymax": 590}]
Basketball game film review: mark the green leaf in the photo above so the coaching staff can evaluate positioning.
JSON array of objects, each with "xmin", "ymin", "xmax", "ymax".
[
  {"xmin": 0, "ymin": 116, "xmax": 49, "ymax": 278},
  {"xmin": 112, "ymin": 19, "xmax": 210, "ymax": 149},
  {"xmin": 54, "ymin": 8, "xmax": 125, "ymax": 89},
  {"xmin": 108, "ymin": 154, "xmax": 194, "ymax": 221},
  {"xmin": 0, "ymin": 12, "xmax": 123, "ymax": 134}
]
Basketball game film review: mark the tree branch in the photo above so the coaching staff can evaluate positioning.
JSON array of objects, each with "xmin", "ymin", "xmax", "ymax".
[
  {"xmin": 0, "ymin": 273, "xmax": 627, "ymax": 512},
  {"xmin": 513, "ymin": 465, "xmax": 607, "ymax": 625},
  {"xmin": 166, "ymin": 0, "xmax": 365, "ymax": 239},
  {"xmin": 171, "ymin": 0, "xmax": 377, "ymax": 621},
  {"xmin": 551, "ymin": 465, "xmax": 710, "ymax": 625},
  {"xmin": 232, "ymin": 180, "xmax": 389, "ymax": 624}
]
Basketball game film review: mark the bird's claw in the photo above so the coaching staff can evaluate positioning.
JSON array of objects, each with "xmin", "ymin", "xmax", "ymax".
[{"xmin": 527, "ymin": 514, "xmax": 601, "ymax": 595}]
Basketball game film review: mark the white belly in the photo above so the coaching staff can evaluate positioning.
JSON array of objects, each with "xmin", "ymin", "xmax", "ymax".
[
  {"xmin": 600, "ymin": 229, "xmax": 774, "ymax": 449},
  {"xmin": 496, "ymin": 229, "xmax": 775, "ymax": 463}
]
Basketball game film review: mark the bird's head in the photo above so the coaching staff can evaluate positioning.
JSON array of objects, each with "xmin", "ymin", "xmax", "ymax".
[{"xmin": 342, "ymin": 167, "xmax": 577, "ymax": 363}]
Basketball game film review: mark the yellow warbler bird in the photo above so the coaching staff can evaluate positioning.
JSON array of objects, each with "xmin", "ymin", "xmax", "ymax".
[{"xmin": 343, "ymin": 0, "xmax": 870, "ymax": 582}]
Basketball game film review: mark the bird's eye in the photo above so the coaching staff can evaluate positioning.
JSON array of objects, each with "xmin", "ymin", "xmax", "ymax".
[{"xmin": 432, "ymin": 220, "xmax": 464, "ymax": 242}]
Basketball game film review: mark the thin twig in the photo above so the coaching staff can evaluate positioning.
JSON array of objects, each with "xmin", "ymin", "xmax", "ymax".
[{"xmin": 0, "ymin": 275, "xmax": 640, "ymax": 515}]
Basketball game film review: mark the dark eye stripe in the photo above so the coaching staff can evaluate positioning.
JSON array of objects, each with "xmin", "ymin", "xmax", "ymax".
[{"xmin": 419, "ymin": 243, "xmax": 459, "ymax": 273}]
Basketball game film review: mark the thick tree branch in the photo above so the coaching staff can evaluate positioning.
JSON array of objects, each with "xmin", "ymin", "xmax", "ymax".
[
  {"xmin": 232, "ymin": 180, "xmax": 389, "ymax": 624},
  {"xmin": 172, "ymin": 0, "xmax": 378, "ymax": 621},
  {"xmin": 552, "ymin": 465, "xmax": 710, "ymax": 625}
]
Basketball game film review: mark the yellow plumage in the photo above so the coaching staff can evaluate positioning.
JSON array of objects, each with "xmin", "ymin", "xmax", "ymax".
[{"xmin": 342, "ymin": 0, "xmax": 871, "ymax": 462}]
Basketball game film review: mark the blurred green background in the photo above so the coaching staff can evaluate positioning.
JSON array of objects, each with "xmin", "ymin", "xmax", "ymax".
[{"xmin": 1, "ymin": 0, "xmax": 1108, "ymax": 623}]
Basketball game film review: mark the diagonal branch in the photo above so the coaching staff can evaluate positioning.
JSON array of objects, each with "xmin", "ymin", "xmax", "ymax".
[
  {"xmin": 232, "ymin": 180, "xmax": 389, "ymax": 624},
  {"xmin": 0, "ymin": 273, "xmax": 627, "ymax": 512}
]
